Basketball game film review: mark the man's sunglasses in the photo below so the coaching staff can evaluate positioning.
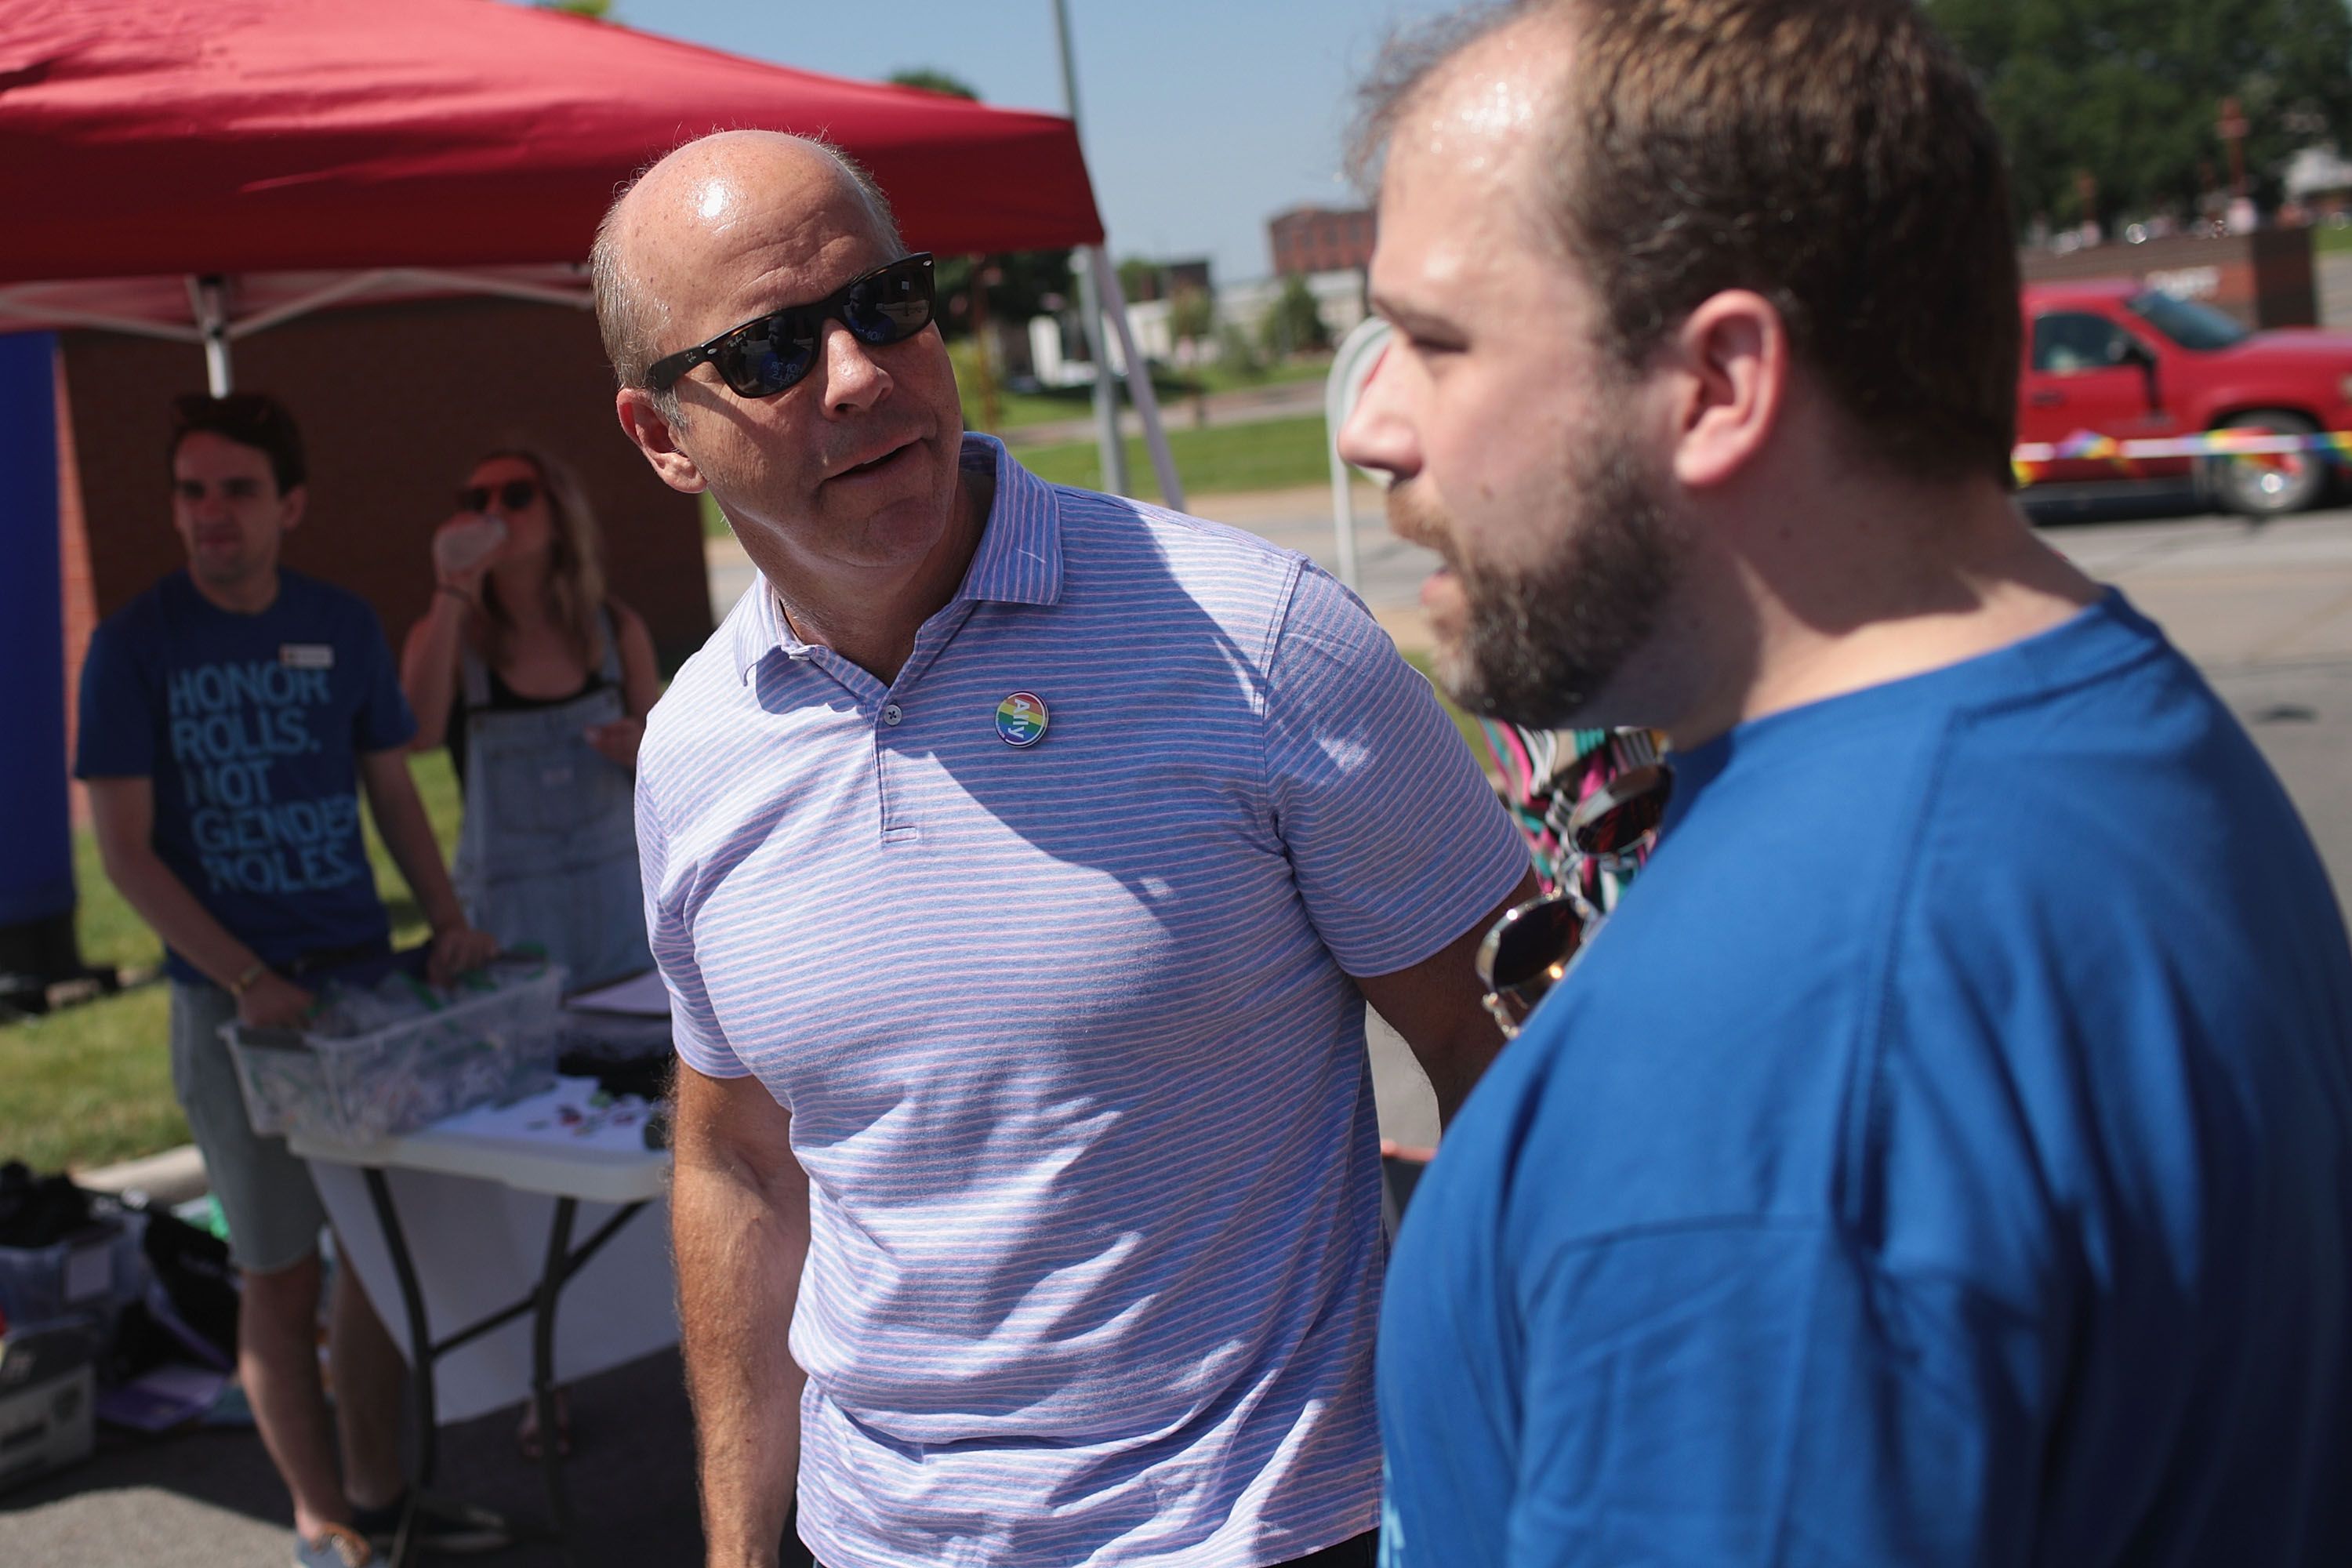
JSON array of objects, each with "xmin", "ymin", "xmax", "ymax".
[
  {"xmin": 644, "ymin": 253, "xmax": 937, "ymax": 399},
  {"xmin": 459, "ymin": 479, "xmax": 539, "ymax": 514}
]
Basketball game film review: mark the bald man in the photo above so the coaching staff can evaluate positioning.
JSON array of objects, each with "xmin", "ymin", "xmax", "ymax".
[{"xmin": 593, "ymin": 132, "xmax": 1535, "ymax": 1568}]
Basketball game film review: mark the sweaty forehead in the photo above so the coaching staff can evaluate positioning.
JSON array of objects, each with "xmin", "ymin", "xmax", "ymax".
[
  {"xmin": 1374, "ymin": 23, "xmax": 1573, "ymax": 299},
  {"xmin": 1387, "ymin": 18, "xmax": 1563, "ymax": 200},
  {"xmin": 619, "ymin": 136, "xmax": 892, "ymax": 338}
]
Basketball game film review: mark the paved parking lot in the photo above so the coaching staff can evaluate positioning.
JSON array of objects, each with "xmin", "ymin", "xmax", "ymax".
[{"xmin": 15, "ymin": 485, "xmax": 2350, "ymax": 1568}]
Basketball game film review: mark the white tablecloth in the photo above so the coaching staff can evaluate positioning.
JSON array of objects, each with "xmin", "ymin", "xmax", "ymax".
[{"xmin": 298, "ymin": 1078, "xmax": 679, "ymax": 1424}]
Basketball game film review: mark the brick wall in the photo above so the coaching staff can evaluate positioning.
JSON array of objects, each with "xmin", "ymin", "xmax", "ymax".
[{"xmin": 60, "ymin": 293, "xmax": 712, "ymax": 695}]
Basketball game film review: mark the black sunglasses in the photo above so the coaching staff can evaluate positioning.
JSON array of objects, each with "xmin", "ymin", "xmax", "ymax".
[
  {"xmin": 459, "ymin": 478, "xmax": 539, "ymax": 514},
  {"xmin": 644, "ymin": 253, "xmax": 937, "ymax": 398},
  {"xmin": 1565, "ymin": 762, "xmax": 1672, "ymax": 859},
  {"xmin": 1475, "ymin": 893, "xmax": 1586, "ymax": 1039}
]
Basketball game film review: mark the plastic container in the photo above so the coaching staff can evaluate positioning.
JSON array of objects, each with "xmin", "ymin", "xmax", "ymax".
[
  {"xmin": 432, "ymin": 512, "xmax": 508, "ymax": 575},
  {"xmin": 223, "ymin": 962, "xmax": 566, "ymax": 1145},
  {"xmin": 0, "ymin": 1217, "xmax": 142, "ymax": 1336}
]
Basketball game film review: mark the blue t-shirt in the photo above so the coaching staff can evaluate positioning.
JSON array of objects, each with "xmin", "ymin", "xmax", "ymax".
[
  {"xmin": 75, "ymin": 569, "xmax": 417, "ymax": 986},
  {"xmin": 1378, "ymin": 591, "xmax": 2352, "ymax": 1567}
]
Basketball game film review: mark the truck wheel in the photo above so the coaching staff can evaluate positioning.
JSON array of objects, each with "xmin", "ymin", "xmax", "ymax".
[{"xmin": 2209, "ymin": 411, "xmax": 2327, "ymax": 517}]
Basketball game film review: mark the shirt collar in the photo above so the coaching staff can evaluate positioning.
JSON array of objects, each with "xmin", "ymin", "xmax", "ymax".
[{"xmin": 729, "ymin": 432, "xmax": 1065, "ymax": 683}]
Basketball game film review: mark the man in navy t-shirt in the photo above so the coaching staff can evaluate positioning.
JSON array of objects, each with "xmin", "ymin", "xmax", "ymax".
[
  {"xmin": 78, "ymin": 393, "xmax": 496, "ymax": 1568},
  {"xmin": 1338, "ymin": 1, "xmax": 2352, "ymax": 1563}
]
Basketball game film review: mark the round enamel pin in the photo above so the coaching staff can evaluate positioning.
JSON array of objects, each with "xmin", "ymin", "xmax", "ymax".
[{"xmin": 996, "ymin": 691, "xmax": 1049, "ymax": 748}]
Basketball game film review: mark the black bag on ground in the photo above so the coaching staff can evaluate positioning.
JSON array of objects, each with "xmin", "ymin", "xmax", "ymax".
[
  {"xmin": 0, "ymin": 1160, "xmax": 94, "ymax": 1248},
  {"xmin": 137, "ymin": 1207, "xmax": 238, "ymax": 1364}
]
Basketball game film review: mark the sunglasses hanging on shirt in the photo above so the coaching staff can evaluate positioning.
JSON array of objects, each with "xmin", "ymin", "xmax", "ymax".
[{"xmin": 1477, "ymin": 760, "xmax": 1674, "ymax": 1039}]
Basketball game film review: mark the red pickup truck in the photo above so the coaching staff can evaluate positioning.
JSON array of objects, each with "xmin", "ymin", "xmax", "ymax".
[{"xmin": 2018, "ymin": 278, "xmax": 2352, "ymax": 515}]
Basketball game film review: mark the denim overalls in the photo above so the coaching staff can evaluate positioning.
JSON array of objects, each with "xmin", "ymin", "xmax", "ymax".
[{"xmin": 450, "ymin": 611, "xmax": 652, "ymax": 989}]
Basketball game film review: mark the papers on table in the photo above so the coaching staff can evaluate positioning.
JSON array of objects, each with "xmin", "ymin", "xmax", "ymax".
[
  {"xmin": 432, "ymin": 1076, "xmax": 659, "ymax": 1156},
  {"xmin": 566, "ymin": 969, "xmax": 670, "ymax": 1017}
]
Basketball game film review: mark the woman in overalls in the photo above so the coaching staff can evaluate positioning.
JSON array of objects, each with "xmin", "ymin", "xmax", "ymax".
[
  {"xmin": 400, "ymin": 448, "xmax": 659, "ymax": 1459},
  {"xmin": 401, "ymin": 448, "xmax": 659, "ymax": 991}
]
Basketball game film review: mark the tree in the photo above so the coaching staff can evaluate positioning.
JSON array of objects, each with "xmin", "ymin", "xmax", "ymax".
[
  {"xmin": 535, "ymin": 0, "xmax": 612, "ymax": 16},
  {"xmin": 884, "ymin": 69, "xmax": 1072, "ymax": 342},
  {"xmin": 1169, "ymin": 285, "xmax": 1216, "ymax": 346},
  {"xmin": 887, "ymin": 68, "xmax": 978, "ymax": 100},
  {"xmin": 1117, "ymin": 257, "xmax": 1162, "ymax": 302},
  {"xmin": 1260, "ymin": 274, "xmax": 1332, "ymax": 358},
  {"xmin": 1927, "ymin": 0, "xmax": 2352, "ymax": 229}
]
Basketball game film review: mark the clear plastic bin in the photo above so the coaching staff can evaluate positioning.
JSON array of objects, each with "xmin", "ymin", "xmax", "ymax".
[
  {"xmin": 223, "ymin": 962, "xmax": 566, "ymax": 1145},
  {"xmin": 0, "ymin": 1217, "xmax": 142, "ymax": 1335}
]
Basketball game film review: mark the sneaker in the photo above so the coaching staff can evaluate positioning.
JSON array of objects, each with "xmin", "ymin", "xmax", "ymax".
[
  {"xmin": 293, "ymin": 1525, "xmax": 373, "ymax": 1568},
  {"xmin": 350, "ymin": 1491, "xmax": 512, "ymax": 1556}
]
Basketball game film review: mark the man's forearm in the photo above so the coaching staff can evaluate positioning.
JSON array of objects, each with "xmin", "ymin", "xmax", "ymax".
[
  {"xmin": 673, "ymin": 1145, "xmax": 811, "ymax": 1567},
  {"xmin": 104, "ymin": 844, "xmax": 266, "ymax": 989}
]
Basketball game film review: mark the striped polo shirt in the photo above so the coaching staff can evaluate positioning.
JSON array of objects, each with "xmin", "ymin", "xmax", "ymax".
[{"xmin": 637, "ymin": 435, "xmax": 1527, "ymax": 1568}]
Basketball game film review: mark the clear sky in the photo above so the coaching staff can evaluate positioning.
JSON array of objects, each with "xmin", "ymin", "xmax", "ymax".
[{"xmin": 589, "ymin": 0, "xmax": 1461, "ymax": 283}]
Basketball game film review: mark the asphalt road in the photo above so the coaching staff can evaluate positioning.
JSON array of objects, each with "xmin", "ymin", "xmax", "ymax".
[{"xmin": 16, "ymin": 488, "xmax": 2349, "ymax": 1568}]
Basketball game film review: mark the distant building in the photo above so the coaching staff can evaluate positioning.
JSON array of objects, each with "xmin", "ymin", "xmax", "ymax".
[{"xmin": 1269, "ymin": 206, "xmax": 1376, "ymax": 277}]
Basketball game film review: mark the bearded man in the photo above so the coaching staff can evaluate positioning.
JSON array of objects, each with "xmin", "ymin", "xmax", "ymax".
[{"xmin": 1339, "ymin": 2, "xmax": 2352, "ymax": 1563}]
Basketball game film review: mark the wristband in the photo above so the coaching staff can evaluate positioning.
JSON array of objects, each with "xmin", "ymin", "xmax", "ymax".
[
  {"xmin": 228, "ymin": 961, "xmax": 267, "ymax": 997},
  {"xmin": 436, "ymin": 583, "xmax": 474, "ymax": 603}
]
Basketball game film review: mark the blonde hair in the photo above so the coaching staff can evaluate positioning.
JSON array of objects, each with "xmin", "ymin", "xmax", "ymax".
[{"xmin": 474, "ymin": 447, "xmax": 609, "ymax": 673}]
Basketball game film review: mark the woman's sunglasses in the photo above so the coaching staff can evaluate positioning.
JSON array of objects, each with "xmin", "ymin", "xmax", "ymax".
[
  {"xmin": 644, "ymin": 253, "xmax": 937, "ymax": 399},
  {"xmin": 458, "ymin": 478, "xmax": 539, "ymax": 514}
]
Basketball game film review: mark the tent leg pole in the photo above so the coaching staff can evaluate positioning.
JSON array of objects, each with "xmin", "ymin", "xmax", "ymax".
[
  {"xmin": 1088, "ymin": 249, "xmax": 1184, "ymax": 512},
  {"xmin": 188, "ymin": 275, "xmax": 233, "ymax": 395},
  {"xmin": 1071, "ymin": 247, "xmax": 1127, "ymax": 496}
]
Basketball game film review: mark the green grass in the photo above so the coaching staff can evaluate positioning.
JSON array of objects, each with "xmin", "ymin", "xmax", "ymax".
[
  {"xmin": 1400, "ymin": 649, "xmax": 1491, "ymax": 763},
  {"xmin": 948, "ymin": 340, "xmax": 1333, "ymax": 436},
  {"xmin": 688, "ymin": 350, "xmax": 1337, "ymax": 538},
  {"xmin": 1016, "ymin": 414, "xmax": 1332, "ymax": 501},
  {"xmin": 0, "ymin": 753, "xmax": 463, "ymax": 1174},
  {"xmin": 2314, "ymin": 222, "xmax": 2352, "ymax": 256}
]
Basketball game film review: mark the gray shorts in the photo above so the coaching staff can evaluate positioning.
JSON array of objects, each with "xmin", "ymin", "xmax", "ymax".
[{"xmin": 169, "ymin": 982, "xmax": 327, "ymax": 1275}]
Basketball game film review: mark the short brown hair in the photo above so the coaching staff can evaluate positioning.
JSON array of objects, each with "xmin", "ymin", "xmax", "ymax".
[
  {"xmin": 1357, "ymin": 0, "xmax": 2020, "ymax": 488},
  {"xmin": 169, "ymin": 392, "xmax": 307, "ymax": 494}
]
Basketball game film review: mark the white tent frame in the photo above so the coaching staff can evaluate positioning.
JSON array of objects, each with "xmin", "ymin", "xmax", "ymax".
[{"xmin": 0, "ymin": 252, "xmax": 1186, "ymax": 510}]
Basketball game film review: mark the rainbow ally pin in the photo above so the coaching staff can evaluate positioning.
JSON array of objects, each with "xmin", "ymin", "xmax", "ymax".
[{"xmin": 996, "ymin": 691, "xmax": 1049, "ymax": 748}]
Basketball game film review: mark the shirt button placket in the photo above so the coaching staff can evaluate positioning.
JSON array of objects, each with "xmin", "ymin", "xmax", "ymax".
[{"xmin": 881, "ymin": 702, "xmax": 904, "ymax": 727}]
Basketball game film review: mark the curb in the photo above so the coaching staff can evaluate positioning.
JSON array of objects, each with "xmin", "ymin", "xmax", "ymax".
[{"xmin": 73, "ymin": 1143, "xmax": 209, "ymax": 1207}]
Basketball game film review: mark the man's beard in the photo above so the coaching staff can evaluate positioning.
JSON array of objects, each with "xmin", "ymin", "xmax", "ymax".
[{"xmin": 1396, "ymin": 426, "xmax": 1679, "ymax": 730}]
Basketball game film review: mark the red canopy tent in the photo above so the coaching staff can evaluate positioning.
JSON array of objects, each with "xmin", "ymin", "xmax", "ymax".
[
  {"xmin": 0, "ymin": 0, "xmax": 1185, "ymax": 998},
  {"xmin": 0, "ymin": 0, "xmax": 1182, "ymax": 499},
  {"xmin": 0, "ymin": 0, "xmax": 1100, "ymax": 282}
]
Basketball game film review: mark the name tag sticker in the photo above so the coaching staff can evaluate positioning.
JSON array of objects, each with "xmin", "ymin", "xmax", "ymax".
[{"xmin": 280, "ymin": 644, "xmax": 335, "ymax": 670}]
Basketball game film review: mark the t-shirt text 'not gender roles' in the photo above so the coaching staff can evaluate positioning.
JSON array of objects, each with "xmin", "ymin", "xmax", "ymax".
[{"xmin": 76, "ymin": 570, "xmax": 417, "ymax": 985}]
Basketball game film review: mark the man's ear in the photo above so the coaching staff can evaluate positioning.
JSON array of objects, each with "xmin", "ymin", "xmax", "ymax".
[
  {"xmin": 616, "ymin": 388, "xmax": 710, "ymax": 495},
  {"xmin": 277, "ymin": 484, "xmax": 308, "ymax": 534},
  {"xmin": 1664, "ymin": 289, "xmax": 1788, "ymax": 492}
]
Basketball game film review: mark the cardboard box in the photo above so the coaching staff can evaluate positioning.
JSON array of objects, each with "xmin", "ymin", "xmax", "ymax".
[{"xmin": 0, "ymin": 1325, "xmax": 96, "ymax": 1496}]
